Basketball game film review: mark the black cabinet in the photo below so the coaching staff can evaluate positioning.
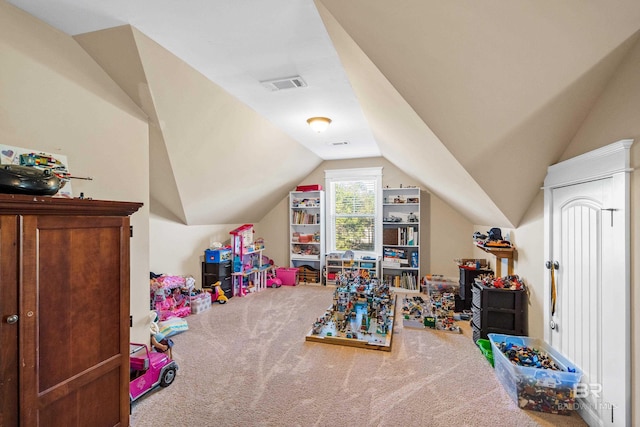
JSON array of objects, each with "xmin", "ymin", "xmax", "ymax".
[
  {"xmin": 202, "ymin": 261, "xmax": 232, "ymax": 299},
  {"xmin": 471, "ymin": 281, "xmax": 527, "ymax": 341},
  {"xmin": 458, "ymin": 267, "xmax": 492, "ymax": 311}
]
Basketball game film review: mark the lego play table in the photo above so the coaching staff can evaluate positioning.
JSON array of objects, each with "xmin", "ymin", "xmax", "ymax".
[{"xmin": 305, "ymin": 278, "xmax": 397, "ymax": 351}]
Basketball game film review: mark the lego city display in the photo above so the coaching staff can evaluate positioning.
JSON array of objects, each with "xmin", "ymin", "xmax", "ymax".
[
  {"xmin": 401, "ymin": 276, "xmax": 461, "ymax": 333},
  {"xmin": 305, "ymin": 271, "xmax": 396, "ymax": 351}
]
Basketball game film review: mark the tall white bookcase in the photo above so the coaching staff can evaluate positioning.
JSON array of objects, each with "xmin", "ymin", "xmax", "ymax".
[
  {"xmin": 289, "ymin": 190, "xmax": 325, "ymax": 284},
  {"xmin": 381, "ymin": 187, "xmax": 421, "ymax": 291}
]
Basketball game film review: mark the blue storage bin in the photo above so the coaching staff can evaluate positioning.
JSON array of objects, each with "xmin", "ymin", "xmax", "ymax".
[
  {"xmin": 488, "ymin": 333, "xmax": 583, "ymax": 415},
  {"xmin": 205, "ymin": 248, "xmax": 231, "ymax": 263}
]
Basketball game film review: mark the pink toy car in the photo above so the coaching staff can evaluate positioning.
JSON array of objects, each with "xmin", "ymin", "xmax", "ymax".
[
  {"xmin": 266, "ymin": 270, "xmax": 282, "ymax": 288},
  {"xmin": 129, "ymin": 343, "xmax": 178, "ymax": 404}
]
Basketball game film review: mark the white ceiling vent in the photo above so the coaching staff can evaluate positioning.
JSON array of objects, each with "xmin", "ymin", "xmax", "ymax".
[
  {"xmin": 260, "ymin": 76, "xmax": 307, "ymax": 91},
  {"xmin": 329, "ymin": 141, "xmax": 349, "ymax": 146}
]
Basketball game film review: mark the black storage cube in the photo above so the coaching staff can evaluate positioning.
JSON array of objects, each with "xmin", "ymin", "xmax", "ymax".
[
  {"xmin": 218, "ymin": 277, "xmax": 232, "ymax": 299},
  {"xmin": 471, "ymin": 281, "xmax": 527, "ymax": 341},
  {"xmin": 454, "ymin": 294, "xmax": 465, "ymax": 312},
  {"xmin": 486, "ymin": 310, "xmax": 517, "ymax": 330},
  {"xmin": 471, "ymin": 321, "xmax": 481, "ymax": 343},
  {"xmin": 472, "ymin": 304, "xmax": 481, "ymax": 328},
  {"xmin": 203, "ymin": 260, "xmax": 231, "ymax": 276},
  {"xmin": 458, "ymin": 268, "xmax": 492, "ymax": 310},
  {"xmin": 472, "ymin": 281, "xmax": 525, "ymax": 312},
  {"xmin": 202, "ymin": 261, "xmax": 233, "ymax": 299}
]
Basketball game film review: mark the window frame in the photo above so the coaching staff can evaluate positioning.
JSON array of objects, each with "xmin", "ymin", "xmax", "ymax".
[{"xmin": 324, "ymin": 167, "xmax": 383, "ymax": 258}]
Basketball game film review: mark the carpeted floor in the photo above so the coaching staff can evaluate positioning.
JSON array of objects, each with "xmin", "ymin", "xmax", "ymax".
[{"xmin": 130, "ymin": 285, "xmax": 587, "ymax": 427}]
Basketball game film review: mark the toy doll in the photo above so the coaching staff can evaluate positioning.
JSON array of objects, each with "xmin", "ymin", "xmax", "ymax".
[{"xmin": 149, "ymin": 311, "xmax": 174, "ymax": 359}]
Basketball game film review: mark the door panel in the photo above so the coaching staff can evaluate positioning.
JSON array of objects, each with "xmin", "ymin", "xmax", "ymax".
[
  {"xmin": 0, "ymin": 216, "xmax": 19, "ymax": 427},
  {"xmin": 20, "ymin": 215, "xmax": 129, "ymax": 426},
  {"xmin": 551, "ymin": 178, "xmax": 612, "ymax": 424}
]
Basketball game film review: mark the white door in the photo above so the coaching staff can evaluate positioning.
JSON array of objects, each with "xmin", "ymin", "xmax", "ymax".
[
  {"xmin": 550, "ymin": 178, "xmax": 612, "ymax": 425},
  {"xmin": 544, "ymin": 140, "xmax": 632, "ymax": 427}
]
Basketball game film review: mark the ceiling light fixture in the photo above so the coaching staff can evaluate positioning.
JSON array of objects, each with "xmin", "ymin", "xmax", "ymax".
[{"xmin": 307, "ymin": 117, "xmax": 332, "ymax": 133}]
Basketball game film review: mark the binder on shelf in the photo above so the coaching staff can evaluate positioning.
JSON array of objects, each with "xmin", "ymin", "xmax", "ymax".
[{"xmin": 383, "ymin": 229, "xmax": 397, "ymax": 245}]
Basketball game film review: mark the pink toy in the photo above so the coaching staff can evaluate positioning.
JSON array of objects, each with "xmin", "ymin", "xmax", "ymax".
[
  {"xmin": 129, "ymin": 343, "xmax": 178, "ymax": 404},
  {"xmin": 209, "ymin": 281, "xmax": 228, "ymax": 304},
  {"xmin": 266, "ymin": 269, "xmax": 282, "ymax": 288}
]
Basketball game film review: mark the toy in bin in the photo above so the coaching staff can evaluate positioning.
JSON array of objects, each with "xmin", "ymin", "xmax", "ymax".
[{"xmin": 488, "ymin": 333, "xmax": 583, "ymax": 415}]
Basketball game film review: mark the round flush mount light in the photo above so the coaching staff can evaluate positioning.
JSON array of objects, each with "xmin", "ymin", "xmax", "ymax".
[{"xmin": 306, "ymin": 117, "xmax": 332, "ymax": 133}]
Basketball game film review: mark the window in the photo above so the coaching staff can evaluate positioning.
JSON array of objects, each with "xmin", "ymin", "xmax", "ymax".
[{"xmin": 325, "ymin": 167, "xmax": 382, "ymax": 256}]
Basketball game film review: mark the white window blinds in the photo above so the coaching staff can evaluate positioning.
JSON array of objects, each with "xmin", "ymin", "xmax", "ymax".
[{"xmin": 325, "ymin": 168, "xmax": 382, "ymax": 255}]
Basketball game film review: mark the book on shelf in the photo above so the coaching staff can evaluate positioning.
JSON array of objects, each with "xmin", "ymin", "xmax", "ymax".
[
  {"xmin": 383, "ymin": 229, "xmax": 397, "ymax": 245},
  {"xmin": 383, "ymin": 247, "xmax": 406, "ymax": 258},
  {"xmin": 383, "ymin": 227, "xmax": 418, "ymax": 246},
  {"xmin": 388, "ymin": 273, "xmax": 418, "ymax": 290},
  {"xmin": 292, "ymin": 210, "xmax": 319, "ymax": 224},
  {"xmin": 382, "ymin": 258, "xmax": 408, "ymax": 266}
]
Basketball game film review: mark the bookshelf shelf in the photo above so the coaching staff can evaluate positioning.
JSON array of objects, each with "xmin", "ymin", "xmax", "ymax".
[
  {"xmin": 290, "ymin": 190, "xmax": 325, "ymax": 284},
  {"xmin": 382, "ymin": 187, "xmax": 421, "ymax": 291}
]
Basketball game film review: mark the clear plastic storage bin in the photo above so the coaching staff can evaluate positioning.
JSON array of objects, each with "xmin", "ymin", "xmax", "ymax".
[{"xmin": 488, "ymin": 333, "xmax": 583, "ymax": 415}]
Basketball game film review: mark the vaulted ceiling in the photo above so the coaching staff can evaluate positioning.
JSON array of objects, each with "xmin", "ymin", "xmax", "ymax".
[{"xmin": 7, "ymin": 0, "xmax": 640, "ymax": 227}]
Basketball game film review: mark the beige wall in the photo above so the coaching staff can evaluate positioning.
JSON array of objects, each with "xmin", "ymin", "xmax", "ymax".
[
  {"xmin": 151, "ymin": 157, "xmax": 476, "ymax": 286},
  {"xmin": 256, "ymin": 157, "xmax": 475, "ymax": 278},
  {"xmin": 149, "ymin": 214, "xmax": 241, "ymax": 285},
  {"xmin": 0, "ymin": 2, "xmax": 151, "ymax": 344},
  {"xmin": 514, "ymin": 36, "xmax": 640, "ymax": 423}
]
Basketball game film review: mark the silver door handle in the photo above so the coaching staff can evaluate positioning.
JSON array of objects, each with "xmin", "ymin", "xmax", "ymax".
[{"xmin": 6, "ymin": 314, "xmax": 18, "ymax": 324}]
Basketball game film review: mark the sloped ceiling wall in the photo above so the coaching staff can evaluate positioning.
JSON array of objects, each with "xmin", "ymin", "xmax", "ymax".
[
  {"xmin": 315, "ymin": 1, "xmax": 511, "ymax": 227},
  {"xmin": 74, "ymin": 26, "xmax": 188, "ymax": 223},
  {"xmin": 75, "ymin": 25, "xmax": 322, "ymax": 225},
  {"xmin": 73, "ymin": 1, "xmax": 640, "ymax": 228},
  {"xmin": 318, "ymin": 0, "xmax": 640, "ymax": 226}
]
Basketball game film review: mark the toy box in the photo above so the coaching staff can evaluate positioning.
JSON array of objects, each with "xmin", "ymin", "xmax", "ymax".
[
  {"xmin": 298, "ymin": 265, "xmax": 320, "ymax": 283},
  {"xmin": 205, "ymin": 248, "xmax": 231, "ymax": 263},
  {"xmin": 190, "ymin": 294, "xmax": 211, "ymax": 314},
  {"xmin": 276, "ymin": 267, "xmax": 298, "ymax": 286},
  {"xmin": 488, "ymin": 333, "xmax": 583, "ymax": 415},
  {"xmin": 422, "ymin": 276, "xmax": 459, "ymax": 294},
  {"xmin": 296, "ymin": 184, "xmax": 322, "ymax": 191},
  {"xmin": 298, "ymin": 234, "xmax": 314, "ymax": 243}
]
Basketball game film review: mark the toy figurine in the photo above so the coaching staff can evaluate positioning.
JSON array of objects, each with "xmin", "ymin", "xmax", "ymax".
[{"xmin": 149, "ymin": 311, "xmax": 174, "ymax": 359}]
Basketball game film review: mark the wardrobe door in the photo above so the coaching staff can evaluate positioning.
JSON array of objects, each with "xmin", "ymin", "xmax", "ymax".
[
  {"xmin": 0, "ymin": 215, "xmax": 19, "ymax": 427},
  {"xmin": 20, "ymin": 215, "xmax": 131, "ymax": 426}
]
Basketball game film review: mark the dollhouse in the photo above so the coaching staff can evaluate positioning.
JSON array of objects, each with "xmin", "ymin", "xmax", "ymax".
[{"xmin": 229, "ymin": 224, "xmax": 270, "ymax": 296}]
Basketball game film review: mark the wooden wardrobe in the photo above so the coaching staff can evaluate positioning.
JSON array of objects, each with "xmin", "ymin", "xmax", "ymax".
[{"xmin": 0, "ymin": 194, "xmax": 142, "ymax": 426}]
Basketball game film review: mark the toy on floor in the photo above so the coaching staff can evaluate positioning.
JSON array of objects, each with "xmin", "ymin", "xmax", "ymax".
[
  {"xmin": 150, "ymin": 311, "xmax": 174, "ymax": 359},
  {"xmin": 266, "ymin": 269, "xmax": 282, "ymax": 288},
  {"xmin": 210, "ymin": 281, "xmax": 228, "ymax": 304},
  {"xmin": 130, "ymin": 342, "xmax": 178, "ymax": 403}
]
